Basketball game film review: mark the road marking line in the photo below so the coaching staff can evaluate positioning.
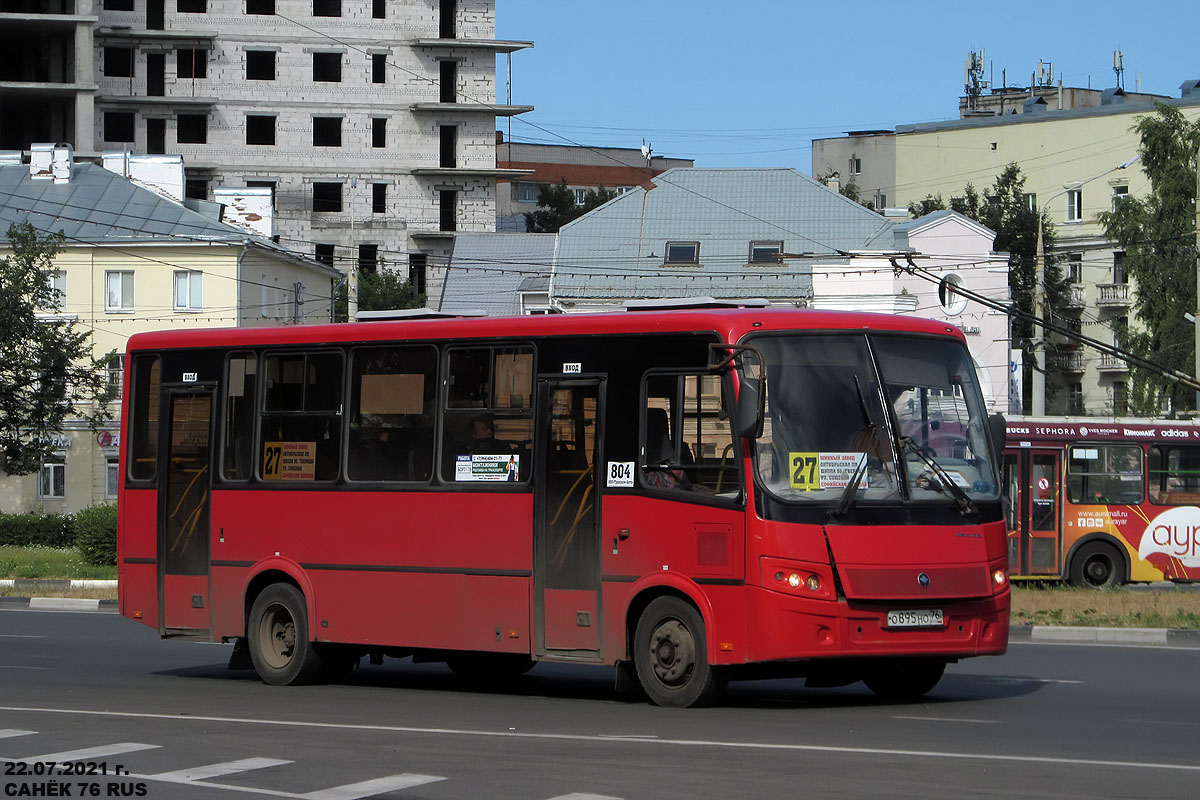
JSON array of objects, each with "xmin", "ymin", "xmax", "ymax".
[
  {"xmin": 0, "ymin": 665, "xmax": 48, "ymax": 670},
  {"xmin": 300, "ymin": 774, "xmax": 446, "ymax": 799},
  {"xmin": 151, "ymin": 757, "xmax": 293, "ymax": 781},
  {"xmin": 15, "ymin": 743, "xmax": 160, "ymax": 762},
  {"xmin": 547, "ymin": 794, "xmax": 623, "ymax": 800},
  {"xmin": 0, "ymin": 730, "xmax": 36, "ymax": 739},
  {"xmin": 990, "ymin": 677, "xmax": 1084, "ymax": 685},
  {"xmin": 893, "ymin": 716, "xmax": 1002, "ymax": 724},
  {"xmin": 0, "ymin": 634, "xmax": 47, "ymax": 638},
  {"xmin": 2, "ymin": 705, "xmax": 1198, "ymax": 773}
]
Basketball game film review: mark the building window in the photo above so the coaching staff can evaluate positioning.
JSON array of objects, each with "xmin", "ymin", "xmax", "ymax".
[
  {"xmin": 38, "ymin": 456, "xmax": 66, "ymax": 499},
  {"xmin": 440, "ymin": 125, "xmax": 456, "ymax": 168},
  {"xmin": 245, "ymin": 115, "xmax": 275, "ymax": 145},
  {"xmin": 104, "ymin": 112, "xmax": 135, "ymax": 143},
  {"xmin": 616, "ymin": 186, "xmax": 634, "ymax": 195},
  {"xmin": 440, "ymin": 0, "xmax": 456, "ymax": 38},
  {"xmin": 246, "ymin": 50, "xmax": 275, "ymax": 80},
  {"xmin": 938, "ymin": 272, "xmax": 968, "ymax": 315},
  {"xmin": 185, "ymin": 178, "xmax": 207, "ymax": 200},
  {"xmin": 312, "ymin": 182, "xmax": 343, "ymax": 212},
  {"xmin": 1066, "ymin": 252, "xmax": 1082, "ymax": 283},
  {"xmin": 105, "ymin": 271, "xmax": 134, "ymax": 311},
  {"xmin": 104, "ymin": 47, "xmax": 134, "ymax": 77},
  {"xmin": 1113, "ymin": 251, "xmax": 1127, "ymax": 284},
  {"xmin": 439, "ymin": 190, "xmax": 457, "ymax": 231},
  {"xmin": 1111, "ymin": 184, "xmax": 1129, "ymax": 212},
  {"xmin": 176, "ymin": 48, "xmax": 207, "ymax": 79},
  {"xmin": 372, "ymin": 53, "xmax": 386, "ymax": 84},
  {"xmin": 314, "ymin": 243, "xmax": 335, "ymax": 267},
  {"xmin": 177, "ymin": 0, "xmax": 205, "ymax": 11},
  {"xmin": 409, "ymin": 253, "xmax": 427, "ymax": 294},
  {"xmin": 105, "ymin": 457, "xmax": 120, "ymax": 498},
  {"xmin": 104, "ymin": 0, "xmax": 134, "ymax": 8},
  {"xmin": 174, "ymin": 270, "xmax": 203, "ymax": 310},
  {"xmin": 177, "ymin": 114, "xmax": 207, "ymax": 144},
  {"xmin": 439, "ymin": 60, "xmax": 456, "ymax": 103},
  {"xmin": 372, "ymin": 182, "xmax": 387, "ymax": 214},
  {"xmin": 312, "ymin": 0, "xmax": 340, "ymax": 16},
  {"xmin": 1068, "ymin": 382, "xmax": 1084, "ymax": 415},
  {"xmin": 848, "ymin": 156, "xmax": 862, "ymax": 175},
  {"xmin": 517, "ymin": 184, "xmax": 538, "ymax": 203},
  {"xmin": 1023, "ymin": 192, "xmax": 1037, "ymax": 212},
  {"xmin": 372, "ymin": 117, "xmax": 386, "ymax": 148},
  {"xmin": 105, "ymin": 354, "xmax": 124, "ymax": 398},
  {"xmin": 665, "ymin": 242, "xmax": 699, "ymax": 264},
  {"xmin": 874, "ymin": 193, "xmax": 886, "ymax": 209},
  {"xmin": 749, "ymin": 241, "xmax": 782, "ymax": 264},
  {"xmin": 313, "ymin": 52, "xmax": 342, "ymax": 82},
  {"xmin": 358, "ymin": 244, "xmax": 378, "ymax": 273},
  {"xmin": 313, "ymin": 116, "xmax": 342, "ymax": 147},
  {"xmin": 1113, "ymin": 381, "xmax": 1128, "ymax": 416},
  {"xmin": 573, "ymin": 188, "xmax": 586, "ymax": 206},
  {"xmin": 47, "ymin": 270, "xmax": 66, "ymax": 304},
  {"xmin": 1065, "ymin": 188, "xmax": 1082, "ymax": 222},
  {"xmin": 246, "ymin": 0, "xmax": 273, "ymax": 11},
  {"xmin": 372, "ymin": 0, "xmax": 384, "ymax": 18}
]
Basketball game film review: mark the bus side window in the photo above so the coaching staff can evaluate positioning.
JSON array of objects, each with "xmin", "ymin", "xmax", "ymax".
[
  {"xmin": 128, "ymin": 354, "xmax": 161, "ymax": 483},
  {"xmin": 441, "ymin": 346, "xmax": 533, "ymax": 483},
  {"xmin": 346, "ymin": 345, "xmax": 437, "ymax": 483},
  {"xmin": 222, "ymin": 352, "xmax": 257, "ymax": 481},
  {"xmin": 260, "ymin": 351, "xmax": 343, "ymax": 482},
  {"xmin": 641, "ymin": 373, "xmax": 740, "ymax": 498}
]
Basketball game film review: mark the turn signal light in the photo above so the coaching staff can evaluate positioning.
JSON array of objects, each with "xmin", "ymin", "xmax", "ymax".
[{"xmin": 992, "ymin": 569, "xmax": 1007, "ymax": 587}]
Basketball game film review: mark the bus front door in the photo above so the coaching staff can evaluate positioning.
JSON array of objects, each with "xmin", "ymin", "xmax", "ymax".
[
  {"xmin": 1008, "ymin": 448, "xmax": 1062, "ymax": 577},
  {"xmin": 535, "ymin": 379, "xmax": 603, "ymax": 656},
  {"xmin": 157, "ymin": 389, "xmax": 214, "ymax": 636}
]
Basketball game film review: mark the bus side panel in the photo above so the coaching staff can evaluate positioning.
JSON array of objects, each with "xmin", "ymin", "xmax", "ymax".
[
  {"xmin": 599, "ymin": 495, "xmax": 747, "ymax": 663},
  {"xmin": 118, "ymin": 488, "xmax": 159, "ymax": 631},
  {"xmin": 209, "ymin": 488, "xmax": 533, "ymax": 652}
]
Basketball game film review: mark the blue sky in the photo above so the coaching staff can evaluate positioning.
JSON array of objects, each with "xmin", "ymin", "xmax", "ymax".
[{"xmin": 495, "ymin": 0, "xmax": 1199, "ymax": 171}]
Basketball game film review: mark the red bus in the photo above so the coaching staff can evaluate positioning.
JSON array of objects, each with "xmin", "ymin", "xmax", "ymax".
[
  {"xmin": 117, "ymin": 306, "xmax": 1010, "ymax": 706},
  {"xmin": 1004, "ymin": 416, "xmax": 1200, "ymax": 588}
]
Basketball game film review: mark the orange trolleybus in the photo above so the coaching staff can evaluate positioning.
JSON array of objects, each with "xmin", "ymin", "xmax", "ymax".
[
  {"xmin": 117, "ymin": 305, "xmax": 1010, "ymax": 706},
  {"xmin": 1003, "ymin": 416, "xmax": 1200, "ymax": 587}
]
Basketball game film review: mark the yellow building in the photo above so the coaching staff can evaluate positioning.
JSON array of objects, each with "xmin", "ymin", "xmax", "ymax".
[
  {"xmin": 0, "ymin": 145, "xmax": 341, "ymax": 514},
  {"xmin": 813, "ymin": 85, "xmax": 1200, "ymax": 416}
]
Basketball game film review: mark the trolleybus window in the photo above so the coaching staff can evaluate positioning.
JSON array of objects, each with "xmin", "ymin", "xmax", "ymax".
[
  {"xmin": 347, "ymin": 345, "xmax": 437, "ymax": 482},
  {"xmin": 260, "ymin": 350, "xmax": 343, "ymax": 481},
  {"xmin": 1149, "ymin": 444, "xmax": 1200, "ymax": 505},
  {"xmin": 1067, "ymin": 445, "xmax": 1143, "ymax": 504}
]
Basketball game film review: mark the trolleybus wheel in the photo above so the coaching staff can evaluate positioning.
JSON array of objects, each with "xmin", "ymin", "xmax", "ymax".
[
  {"xmin": 633, "ymin": 597, "xmax": 720, "ymax": 708},
  {"xmin": 1069, "ymin": 541, "xmax": 1123, "ymax": 588},
  {"xmin": 863, "ymin": 658, "xmax": 946, "ymax": 701},
  {"xmin": 247, "ymin": 583, "xmax": 325, "ymax": 685}
]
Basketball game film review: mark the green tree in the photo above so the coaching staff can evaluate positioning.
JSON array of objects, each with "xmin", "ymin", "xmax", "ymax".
[
  {"xmin": 524, "ymin": 179, "xmax": 617, "ymax": 233},
  {"xmin": 909, "ymin": 164, "xmax": 1068, "ymax": 412},
  {"xmin": 334, "ymin": 267, "xmax": 426, "ymax": 322},
  {"xmin": 1100, "ymin": 102, "xmax": 1200, "ymax": 415},
  {"xmin": 0, "ymin": 223, "xmax": 116, "ymax": 476}
]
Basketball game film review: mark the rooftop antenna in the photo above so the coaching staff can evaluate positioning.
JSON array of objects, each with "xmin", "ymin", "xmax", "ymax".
[
  {"xmin": 1037, "ymin": 59, "xmax": 1054, "ymax": 87},
  {"xmin": 640, "ymin": 139, "xmax": 652, "ymax": 165},
  {"xmin": 964, "ymin": 49, "xmax": 988, "ymax": 111},
  {"xmin": 1113, "ymin": 50, "xmax": 1124, "ymax": 90}
]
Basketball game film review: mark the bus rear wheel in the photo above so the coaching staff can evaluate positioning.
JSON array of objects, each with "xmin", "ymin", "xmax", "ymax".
[
  {"xmin": 633, "ymin": 597, "xmax": 721, "ymax": 708},
  {"xmin": 1069, "ymin": 541, "xmax": 1124, "ymax": 589},
  {"xmin": 863, "ymin": 659, "xmax": 946, "ymax": 701},
  {"xmin": 247, "ymin": 583, "xmax": 325, "ymax": 686}
]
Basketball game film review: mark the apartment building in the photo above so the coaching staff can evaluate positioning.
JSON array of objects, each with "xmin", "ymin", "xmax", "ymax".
[
  {"xmin": 813, "ymin": 80, "xmax": 1200, "ymax": 416},
  {"xmin": 2, "ymin": 0, "xmax": 531, "ymax": 294}
]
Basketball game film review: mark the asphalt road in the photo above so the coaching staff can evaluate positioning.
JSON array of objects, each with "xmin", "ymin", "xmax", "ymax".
[{"xmin": 2, "ymin": 608, "xmax": 1198, "ymax": 800}]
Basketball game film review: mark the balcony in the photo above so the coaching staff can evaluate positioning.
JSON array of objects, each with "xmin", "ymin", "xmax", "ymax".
[
  {"xmin": 1063, "ymin": 283, "xmax": 1086, "ymax": 309},
  {"xmin": 1096, "ymin": 283, "xmax": 1131, "ymax": 307},
  {"xmin": 1056, "ymin": 350, "xmax": 1086, "ymax": 372},
  {"xmin": 1097, "ymin": 353, "xmax": 1129, "ymax": 372}
]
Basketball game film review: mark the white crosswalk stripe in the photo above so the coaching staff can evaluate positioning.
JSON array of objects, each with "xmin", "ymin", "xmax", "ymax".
[
  {"xmin": 0, "ymin": 730, "xmax": 36, "ymax": 739},
  {"xmin": 150, "ymin": 757, "xmax": 294, "ymax": 782},
  {"xmin": 16, "ymin": 743, "xmax": 160, "ymax": 761},
  {"xmin": 300, "ymin": 774, "xmax": 446, "ymax": 799}
]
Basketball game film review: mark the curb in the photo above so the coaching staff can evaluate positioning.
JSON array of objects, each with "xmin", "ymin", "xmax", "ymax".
[
  {"xmin": 0, "ymin": 596, "xmax": 117, "ymax": 612},
  {"xmin": 1009, "ymin": 624, "xmax": 1200, "ymax": 647},
  {"xmin": 0, "ymin": 579, "xmax": 117, "ymax": 590}
]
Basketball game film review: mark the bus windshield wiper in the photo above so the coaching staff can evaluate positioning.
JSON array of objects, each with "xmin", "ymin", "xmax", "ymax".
[
  {"xmin": 900, "ymin": 437, "xmax": 978, "ymax": 516},
  {"xmin": 829, "ymin": 375, "xmax": 875, "ymax": 520}
]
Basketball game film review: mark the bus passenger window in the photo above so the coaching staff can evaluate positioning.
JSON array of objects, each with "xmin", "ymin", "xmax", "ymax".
[
  {"xmin": 347, "ymin": 346, "xmax": 437, "ymax": 482},
  {"xmin": 260, "ymin": 351, "xmax": 343, "ymax": 482},
  {"xmin": 1067, "ymin": 444, "xmax": 1143, "ymax": 505},
  {"xmin": 641, "ymin": 373, "xmax": 740, "ymax": 498},
  {"xmin": 441, "ymin": 346, "xmax": 534, "ymax": 482},
  {"xmin": 1149, "ymin": 445, "xmax": 1200, "ymax": 504},
  {"xmin": 222, "ymin": 352, "xmax": 257, "ymax": 481},
  {"xmin": 128, "ymin": 354, "xmax": 161, "ymax": 482}
]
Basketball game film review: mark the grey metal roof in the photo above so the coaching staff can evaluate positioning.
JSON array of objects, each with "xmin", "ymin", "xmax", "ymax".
[
  {"xmin": 438, "ymin": 232, "xmax": 556, "ymax": 316},
  {"xmin": 552, "ymin": 168, "xmax": 892, "ymax": 301},
  {"xmin": 0, "ymin": 162, "xmax": 253, "ymax": 244}
]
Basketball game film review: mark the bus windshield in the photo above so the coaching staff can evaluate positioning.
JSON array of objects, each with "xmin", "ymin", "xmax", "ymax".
[{"xmin": 752, "ymin": 332, "xmax": 999, "ymax": 506}]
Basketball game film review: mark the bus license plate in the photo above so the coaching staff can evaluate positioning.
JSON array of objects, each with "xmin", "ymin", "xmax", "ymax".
[{"xmin": 886, "ymin": 609, "xmax": 944, "ymax": 628}]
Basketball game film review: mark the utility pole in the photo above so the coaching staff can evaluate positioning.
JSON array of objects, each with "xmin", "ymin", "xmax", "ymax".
[
  {"xmin": 1033, "ymin": 216, "xmax": 1046, "ymax": 415},
  {"xmin": 1195, "ymin": 142, "xmax": 1199, "ymax": 412}
]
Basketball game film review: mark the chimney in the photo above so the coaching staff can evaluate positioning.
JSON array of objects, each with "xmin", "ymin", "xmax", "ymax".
[
  {"xmin": 214, "ymin": 186, "xmax": 274, "ymax": 238},
  {"xmin": 50, "ymin": 144, "xmax": 74, "ymax": 183},
  {"xmin": 826, "ymin": 175, "xmax": 841, "ymax": 194},
  {"xmin": 29, "ymin": 143, "xmax": 54, "ymax": 180}
]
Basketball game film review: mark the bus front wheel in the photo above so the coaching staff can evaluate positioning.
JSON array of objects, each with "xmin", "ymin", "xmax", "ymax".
[
  {"xmin": 1069, "ymin": 541, "xmax": 1124, "ymax": 589},
  {"xmin": 633, "ymin": 597, "xmax": 721, "ymax": 708},
  {"xmin": 863, "ymin": 658, "xmax": 946, "ymax": 701},
  {"xmin": 247, "ymin": 583, "xmax": 325, "ymax": 686}
]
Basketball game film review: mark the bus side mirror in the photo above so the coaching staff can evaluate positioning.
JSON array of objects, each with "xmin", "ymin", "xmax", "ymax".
[
  {"xmin": 736, "ymin": 375, "xmax": 764, "ymax": 440},
  {"xmin": 987, "ymin": 413, "xmax": 1006, "ymax": 476}
]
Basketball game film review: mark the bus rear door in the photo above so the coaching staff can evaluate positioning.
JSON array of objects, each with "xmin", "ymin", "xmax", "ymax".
[{"xmin": 158, "ymin": 387, "xmax": 214, "ymax": 636}]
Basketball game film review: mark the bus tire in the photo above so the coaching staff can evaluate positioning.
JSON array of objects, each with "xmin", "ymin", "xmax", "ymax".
[
  {"xmin": 633, "ymin": 596, "xmax": 720, "ymax": 708},
  {"xmin": 863, "ymin": 658, "xmax": 945, "ymax": 701},
  {"xmin": 247, "ymin": 583, "xmax": 325, "ymax": 686},
  {"xmin": 1069, "ymin": 541, "xmax": 1124, "ymax": 589}
]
